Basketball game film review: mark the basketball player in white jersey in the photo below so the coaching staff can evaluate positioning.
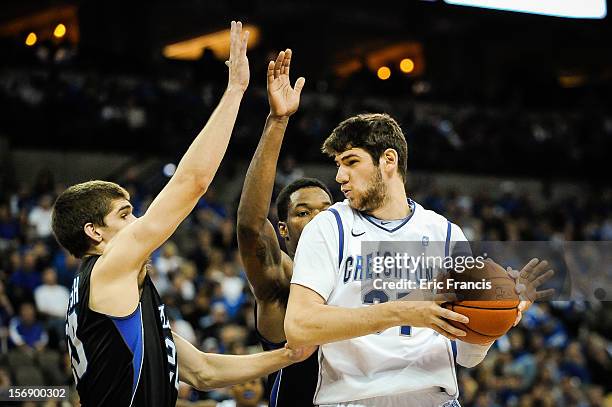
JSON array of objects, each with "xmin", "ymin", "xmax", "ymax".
[{"xmin": 284, "ymin": 113, "xmax": 552, "ymax": 406}]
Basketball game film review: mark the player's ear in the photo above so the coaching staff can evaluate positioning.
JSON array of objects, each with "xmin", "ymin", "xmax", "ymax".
[
  {"xmin": 382, "ymin": 148, "xmax": 398, "ymax": 175},
  {"xmin": 278, "ymin": 221, "xmax": 289, "ymax": 240},
  {"xmin": 84, "ymin": 222, "xmax": 103, "ymax": 243}
]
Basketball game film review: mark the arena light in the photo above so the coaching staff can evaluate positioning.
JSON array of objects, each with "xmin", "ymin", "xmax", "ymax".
[
  {"xmin": 444, "ymin": 0, "xmax": 606, "ymax": 19},
  {"xmin": 163, "ymin": 163, "xmax": 177, "ymax": 177},
  {"xmin": 163, "ymin": 24, "xmax": 260, "ymax": 61},
  {"xmin": 400, "ymin": 58, "xmax": 415, "ymax": 74},
  {"xmin": 53, "ymin": 23, "xmax": 66, "ymax": 38},
  {"xmin": 377, "ymin": 66, "xmax": 391, "ymax": 80},
  {"xmin": 25, "ymin": 32, "xmax": 37, "ymax": 46}
]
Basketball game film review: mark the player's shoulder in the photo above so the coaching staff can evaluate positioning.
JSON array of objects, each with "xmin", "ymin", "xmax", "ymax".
[
  {"xmin": 412, "ymin": 199, "xmax": 455, "ymax": 231},
  {"xmin": 302, "ymin": 201, "xmax": 351, "ymax": 235},
  {"xmin": 326, "ymin": 200, "xmax": 358, "ymax": 229},
  {"xmin": 412, "ymin": 199, "xmax": 467, "ymax": 241},
  {"xmin": 412, "ymin": 199, "xmax": 448, "ymax": 223}
]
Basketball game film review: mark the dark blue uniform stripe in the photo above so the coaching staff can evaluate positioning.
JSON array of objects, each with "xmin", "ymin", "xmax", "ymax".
[
  {"xmin": 270, "ymin": 368, "xmax": 282, "ymax": 407},
  {"xmin": 328, "ymin": 208, "xmax": 344, "ymax": 268},
  {"xmin": 445, "ymin": 221, "xmax": 452, "ymax": 258}
]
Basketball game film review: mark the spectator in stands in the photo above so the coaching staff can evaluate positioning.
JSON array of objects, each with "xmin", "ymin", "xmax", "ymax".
[
  {"xmin": 28, "ymin": 194, "xmax": 53, "ymax": 238},
  {"xmin": 9, "ymin": 250, "xmax": 42, "ymax": 298},
  {"xmin": 52, "ymin": 249, "xmax": 79, "ymax": 288},
  {"xmin": 155, "ymin": 241, "xmax": 184, "ymax": 277},
  {"xmin": 8, "ymin": 303, "xmax": 48, "ymax": 352},
  {"xmin": 275, "ymin": 156, "xmax": 304, "ymax": 188},
  {"xmin": 0, "ymin": 204, "xmax": 20, "ymax": 242},
  {"xmin": 34, "ymin": 267, "xmax": 69, "ymax": 318},
  {"xmin": 0, "ymin": 281, "xmax": 14, "ymax": 327},
  {"xmin": 34, "ymin": 267, "xmax": 69, "ymax": 346},
  {"xmin": 217, "ymin": 378, "xmax": 265, "ymax": 407}
]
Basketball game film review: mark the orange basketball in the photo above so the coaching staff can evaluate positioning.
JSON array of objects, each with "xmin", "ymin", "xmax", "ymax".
[{"xmin": 442, "ymin": 259, "xmax": 519, "ymax": 345}]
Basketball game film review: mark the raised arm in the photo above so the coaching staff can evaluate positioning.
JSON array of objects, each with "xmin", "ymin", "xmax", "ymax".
[
  {"xmin": 236, "ymin": 49, "xmax": 305, "ymax": 302},
  {"xmin": 173, "ymin": 331, "xmax": 313, "ymax": 390},
  {"xmin": 92, "ymin": 21, "xmax": 249, "ymax": 314}
]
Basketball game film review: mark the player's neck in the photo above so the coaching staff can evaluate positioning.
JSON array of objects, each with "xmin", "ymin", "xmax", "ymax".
[{"xmin": 368, "ymin": 180, "xmax": 410, "ymax": 220}]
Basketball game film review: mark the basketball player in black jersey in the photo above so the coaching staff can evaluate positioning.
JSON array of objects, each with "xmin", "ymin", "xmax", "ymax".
[
  {"xmin": 52, "ymin": 21, "xmax": 313, "ymax": 407},
  {"xmin": 236, "ymin": 49, "xmax": 333, "ymax": 406}
]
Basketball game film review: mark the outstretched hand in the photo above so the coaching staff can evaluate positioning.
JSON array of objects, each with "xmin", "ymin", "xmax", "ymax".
[
  {"xmin": 267, "ymin": 49, "xmax": 305, "ymax": 118},
  {"xmin": 508, "ymin": 258, "xmax": 555, "ymax": 326},
  {"xmin": 226, "ymin": 21, "xmax": 250, "ymax": 93}
]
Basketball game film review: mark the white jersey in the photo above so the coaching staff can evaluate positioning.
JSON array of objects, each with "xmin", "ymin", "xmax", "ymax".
[{"xmin": 291, "ymin": 199, "xmax": 468, "ymax": 405}]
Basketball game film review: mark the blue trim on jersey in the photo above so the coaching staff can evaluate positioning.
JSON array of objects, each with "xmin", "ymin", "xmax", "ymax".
[
  {"xmin": 112, "ymin": 304, "xmax": 144, "ymax": 404},
  {"xmin": 451, "ymin": 340, "xmax": 458, "ymax": 364},
  {"xmin": 270, "ymin": 368, "xmax": 282, "ymax": 407},
  {"xmin": 255, "ymin": 329, "xmax": 285, "ymax": 350},
  {"xmin": 329, "ymin": 208, "xmax": 344, "ymax": 268},
  {"xmin": 445, "ymin": 221, "xmax": 452, "ymax": 258},
  {"xmin": 253, "ymin": 305, "xmax": 285, "ymax": 351},
  {"xmin": 361, "ymin": 199, "xmax": 416, "ymax": 233}
]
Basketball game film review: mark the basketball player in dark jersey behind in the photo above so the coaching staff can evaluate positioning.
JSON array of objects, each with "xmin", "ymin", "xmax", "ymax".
[
  {"xmin": 52, "ymin": 21, "xmax": 313, "ymax": 407},
  {"xmin": 236, "ymin": 49, "xmax": 333, "ymax": 406}
]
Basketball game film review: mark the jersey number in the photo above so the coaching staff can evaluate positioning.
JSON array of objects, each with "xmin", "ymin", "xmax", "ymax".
[
  {"xmin": 363, "ymin": 289, "xmax": 412, "ymax": 336},
  {"xmin": 66, "ymin": 310, "xmax": 88, "ymax": 384},
  {"xmin": 165, "ymin": 337, "xmax": 179, "ymax": 390}
]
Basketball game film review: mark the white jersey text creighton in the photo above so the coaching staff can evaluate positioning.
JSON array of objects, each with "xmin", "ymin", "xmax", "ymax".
[{"xmin": 291, "ymin": 199, "xmax": 467, "ymax": 405}]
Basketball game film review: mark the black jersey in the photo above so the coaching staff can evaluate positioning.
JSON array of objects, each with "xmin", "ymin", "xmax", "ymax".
[
  {"xmin": 255, "ymin": 309, "xmax": 318, "ymax": 407},
  {"xmin": 66, "ymin": 255, "xmax": 179, "ymax": 406}
]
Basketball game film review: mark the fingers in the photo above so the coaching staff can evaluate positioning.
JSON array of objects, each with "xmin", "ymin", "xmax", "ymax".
[
  {"xmin": 267, "ymin": 60, "xmax": 275, "ymax": 86},
  {"xmin": 294, "ymin": 77, "xmax": 306, "ymax": 95},
  {"xmin": 519, "ymin": 258, "xmax": 540, "ymax": 279},
  {"xmin": 535, "ymin": 288, "xmax": 555, "ymax": 301},
  {"xmin": 513, "ymin": 310, "xmax": 523, "ymax": 327},
  {"xmin": 273, "ymin": 51, "xmax": 284, "ymax": 80},
  {"xmin": 518, "ymin": 299, "xmax": 531, "ymax": 312},
  {"xmin": 229, "ymin": 21, "xmax": 239, "ymax": 59},
  {"xmin": 433, "ymin": 318, "xmax": 466, "ymax": 338},
  {"xmin": 229, "ymin": 21, "xmax": 248, "ymax": 58},
  {"xmin": 241, "ymin": 30, "xmax": 250, "ymax": 54},
  {"xmin": 529, "ymin": 262, "xmax": 553, "ymax": 283},
  {"xmin": 431, "ymin": 325, "xmax": 459, "ymax": 341},
  {"xmin": 532, "ymin": 268, "xmax": 554, "ymax": 288},
  {"xmin": 282, "ymin": 48, "xmax": 292, "ymax": 75},
  {"xmin": 434, "ymin": 292, "xmax": 458, "ymax": 304},
  {"xmin": 506, "ymin": 266, "xmax": 520, "ymax": 280},
  {"xmin": 437, "ymin": 305, "xmax": 469, "ymax": 324}
]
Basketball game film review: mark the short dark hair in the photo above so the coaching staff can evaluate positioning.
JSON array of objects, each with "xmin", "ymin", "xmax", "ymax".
[
  {"xmin": 52, "ymin": 180, "xmax": 129, "ymax": 258},
  {"xmin": 322, "ymin": 113, "xmax": 408, "ymax": 181},
  {"xmin": 275, "ymin": 178, "xmax": 333, "ymax": 222}
]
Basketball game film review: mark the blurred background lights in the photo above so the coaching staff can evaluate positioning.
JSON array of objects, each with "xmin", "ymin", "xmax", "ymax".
[
  {"xmin": 377, "ymin": 66, "xmax": 391, "ymax": 80},
  {"xmin": 53, "ymin": 23, "xmax": 66, "ymax": 38},
  {"xmin": 25, "ymin": 32, "xmax": 37, "ymax": 46},
  {"xmin": 163, "ymin": 163, "xmax": 177, "ymax": 177},
  {"xmin": 400, "ymin": 58, "xmax": 415, "ymax": 73}
]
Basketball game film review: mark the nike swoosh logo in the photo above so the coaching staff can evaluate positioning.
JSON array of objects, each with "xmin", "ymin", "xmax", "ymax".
[
  {"xmin": 351, "ymin": 230, "xmax": 365, "ymax": 237},
  {"xmin": 380, "ymin": 221, "xmax": 391, "ymax": 225}
]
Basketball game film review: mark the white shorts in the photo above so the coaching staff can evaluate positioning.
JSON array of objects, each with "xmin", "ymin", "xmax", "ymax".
[{"xmin": 318, "ymin": 389, "xmax": 460, "ymax": 407}]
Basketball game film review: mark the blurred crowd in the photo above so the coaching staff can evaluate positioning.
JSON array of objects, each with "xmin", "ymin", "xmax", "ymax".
[
  {"xmin": 1, "ymin": 60, "xmax": 612, "ymax": 182},
  {"xmin": 0, "ymin": 164, "xmax": 610, "ymax": 407}
]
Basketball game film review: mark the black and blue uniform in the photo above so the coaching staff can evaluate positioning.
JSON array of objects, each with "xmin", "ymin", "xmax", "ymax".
[{"xmin": 66, "ymin": 255, "xmax": 179, "ymax": 406}]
